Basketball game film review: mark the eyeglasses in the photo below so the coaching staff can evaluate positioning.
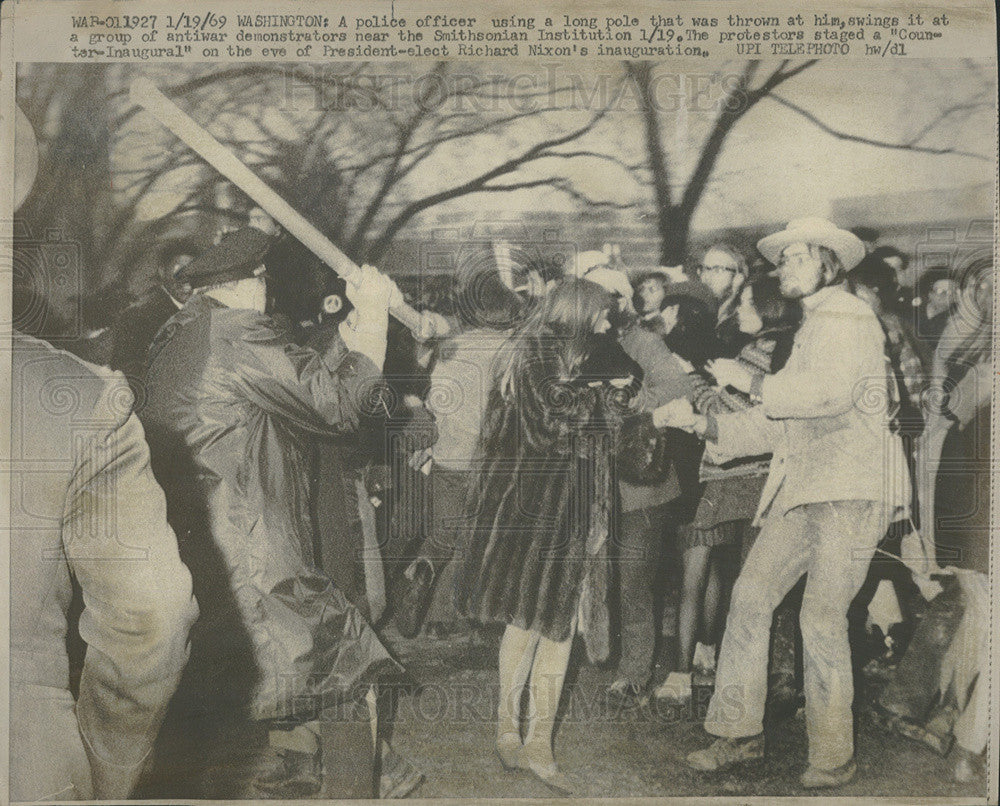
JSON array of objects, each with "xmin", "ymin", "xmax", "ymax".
[
  {"xmin": 698, "ymin": 264, "xmax": 738, "ymax": 275},
  {"xmin": 776, "ymin": 251, "xmax": 816, "ymax": 268}
]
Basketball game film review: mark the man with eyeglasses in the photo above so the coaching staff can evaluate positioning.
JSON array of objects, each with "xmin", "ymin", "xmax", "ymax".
[
  {"xmin": 694, "ymin": 243, "xmax": 749, "ymax": 347},
  {"xmin": 660, "ymin": 218, "xmax": 910, "ymax": 789}
]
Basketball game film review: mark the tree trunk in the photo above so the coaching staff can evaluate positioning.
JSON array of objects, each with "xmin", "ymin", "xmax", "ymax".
[{"xmin": 659, "ymin": 205, "xmax": 691, "ymax": 266}]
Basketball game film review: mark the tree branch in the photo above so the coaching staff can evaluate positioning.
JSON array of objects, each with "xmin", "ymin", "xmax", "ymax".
[
  {"xmin": 768, "ymin": 94, "xmax": 991, "ymax": 161},
  {"xmin": 679, "ymin": 60, "xmax": 818, "ymax": 215},
  {"xmin": 479, "ymin": 178, "xmax": 636, "ymax": 209},
  {"xmin": 365, "ymin": 109, "xmax": 611, "ymax": 260}
]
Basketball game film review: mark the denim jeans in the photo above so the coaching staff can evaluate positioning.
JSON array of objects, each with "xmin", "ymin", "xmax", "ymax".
[{"xmin": 704, "ymin": 498, "xmax": 888, "ymax": 769}]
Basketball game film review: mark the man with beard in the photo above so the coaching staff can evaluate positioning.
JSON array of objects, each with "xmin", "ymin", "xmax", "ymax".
[{"xmin": 664, "ymin": 218, "xmax": 910, "ymax": 789}]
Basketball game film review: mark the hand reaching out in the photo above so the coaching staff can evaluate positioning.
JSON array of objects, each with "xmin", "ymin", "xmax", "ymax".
[
  {"xmin": 652, "ymin": 397, "xmax": 700, "ymax": 431},
  {"xmin": 706, "ymin": 358, "xmax": 754, "ymax": 393}
]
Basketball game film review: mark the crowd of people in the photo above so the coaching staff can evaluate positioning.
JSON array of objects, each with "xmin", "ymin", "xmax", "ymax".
[{"xmin": 11, "ymin": 190, "xmax": 992, "ymax": 798}]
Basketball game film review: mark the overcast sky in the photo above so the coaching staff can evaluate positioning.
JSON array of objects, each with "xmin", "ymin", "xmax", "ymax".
[{"xmin": 428, "ymin": 59, "xmax": 995, "ymax": 230}]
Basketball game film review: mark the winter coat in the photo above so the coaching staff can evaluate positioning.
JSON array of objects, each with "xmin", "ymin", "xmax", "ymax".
[
  {"xmin": 9, "ymin": 333, "xmax": 197, "ymax": 801},
  {"xmin": 708, "ymin": 285, "xmax": 911, "ymax": 525},
  {"xmin": 107, "ymin": 285, "xmax": 180, "ymax": 402},
  {"xmin": 140, "ymin": 294, "xmax": 397, "ymax": 722},
  {"xmin": 454, "ymin": 332, "xmax": 627, "ymax": 660},
  {"xmin": 616, "ymin": 320, "xmax": 698, "ymax": 512}
]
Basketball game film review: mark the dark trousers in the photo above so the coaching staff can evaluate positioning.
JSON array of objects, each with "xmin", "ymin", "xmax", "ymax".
[
  {"xmin": 615, "ymin": 502, "xmax": 679, "ymax": 687},
  {"xmin": 318, "ymin": 699, "xmax": 376, "ymax": 799},
  {"xmin": 415, "ymin": 467, "xmax": 472, "ymax": 625}
]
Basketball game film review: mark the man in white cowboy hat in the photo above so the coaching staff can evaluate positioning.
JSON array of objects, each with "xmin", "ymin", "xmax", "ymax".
[{"xmin": 658, "ymin": 217, "xmax": 910, "ymax": 788}]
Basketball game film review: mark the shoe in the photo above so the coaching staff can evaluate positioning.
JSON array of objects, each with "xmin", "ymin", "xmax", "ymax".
[
  {"xmin": 393, "ymin": 559, "xmax": 435, "ymax": 638},
  {"xmin": 692, "ymin": 642, "xmax": 716, "ymax": 674},
  {"xmin": 496, "ymin": 734, "xmax": 521, "ymax": 772},
  {"xmin": 686, "ymin": 734, "xmax": 765, "ymax": 771},
  {"xmin": 252, "ymin": 749, "xmax": 321, "ymax": 798},
  {"xmin": 654, "ymin": 671, "xmax": 692, "ymax": 702},
  {"xmin": 379, "ymin": 747, "xmax": 425, "ymax": 798},
  {"xmin": 606, "ymin": 678, "xmax": 646, "ymax": 708},
  {"xmin": 800, "ymin": 757, "xmax": 857, "ymax": 789},
  {"xmin": 888, "ymin": 712, "xmax": 954, "ymax": 756},
  {"xmin": 516, "ymin": 750, "xmax": 576, "ymax": 796}
]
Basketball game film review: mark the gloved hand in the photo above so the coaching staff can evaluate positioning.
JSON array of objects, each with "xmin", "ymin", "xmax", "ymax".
[
  {"xmin": 344, "ymin": 264, "xmax": 401, "ymax": 321},
  {"xmin": 339, "ymin": 265, "xmax": 398, "ymax": 369}
]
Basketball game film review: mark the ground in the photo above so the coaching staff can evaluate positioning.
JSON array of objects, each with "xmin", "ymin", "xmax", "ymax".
[
  {"xmin": 140, "ymin": 622, "xmax": 985, "ymax": 800},
  {"xmin": 384, "ymin": 627, "xmax": 984, "ymax": 800}
]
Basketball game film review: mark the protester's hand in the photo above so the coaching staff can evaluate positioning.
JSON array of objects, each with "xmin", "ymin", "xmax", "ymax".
[
  {"xmin": 415, "ymin": 310, "xmax": 450, "ymax": 343},
  {"xmin": 914, "ymin": 575, "xmax": 944, "ymax": 602},
  {"xmin": 674, "ymin": 356, "xmax": 695, "ymax": 374},
  {"xmin": 652, "ymin": 397, "xmax": 698, "ymax": 430},
  {"xmin": 899, "ymin": 529, "xmax": 950, "ymax": 600},
  {"xmin": 609, "ymin": 373, "xmax": 636, "ymax": 390},
  {"xmin": 706, "ymin": 358, "xmax": 753, "ymax": 393},
  {"xmin": 415, "ymin": 311, "xmax": 437, "ymax": 342}
]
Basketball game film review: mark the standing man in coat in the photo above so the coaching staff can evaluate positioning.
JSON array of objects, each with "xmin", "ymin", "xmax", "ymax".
[
  {"xmin": 9, "ymin": 334, "xmax": 200, "ymax": 802},
  {"xmin": 661, "ymin": 218, "xmax": 910, "ymax": 789},
  {"xmin": 139, "ymin": 226, "xmax": 404, "ymax": 798},
  {"xmin": 8, "ymin": 104, "xmax": 198, "ymax": 802}
]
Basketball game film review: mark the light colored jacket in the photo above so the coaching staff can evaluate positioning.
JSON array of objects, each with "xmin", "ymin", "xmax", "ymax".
[
  {"xmin": 426, "ymin": 328, "xmax": 509, "ymax": 471},
  {"xmin": 707, "ymin": 286, "xmax": 910, "ymax": 525},
  {"xmin": 8, "ymin": 334, "xmax": 198, "ymax": 801}
]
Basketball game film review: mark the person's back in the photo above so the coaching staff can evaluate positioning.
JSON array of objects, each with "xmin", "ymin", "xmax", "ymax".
[
  {"xmin": 9, "ymin": 332, "xmax": 197, "ymax": 801},
  {"xmin": 427, "ymin": 327, "xmax": 510, "ymax": 471}
]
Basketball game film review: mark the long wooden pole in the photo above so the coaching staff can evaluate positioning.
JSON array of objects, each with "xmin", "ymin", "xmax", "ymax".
[{"xmin": 129, "ymin": 77, "xmax": 442, "ymax": 338}]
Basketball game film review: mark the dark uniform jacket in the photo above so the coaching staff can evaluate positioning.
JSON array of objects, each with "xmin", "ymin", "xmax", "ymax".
[
  {"xmin": 140, "ymin": 295, "xmax": 397, "ymax": 721},
  {"xmin": 108, "ymin": 285, "xmax": 180, "ymax": 401}
]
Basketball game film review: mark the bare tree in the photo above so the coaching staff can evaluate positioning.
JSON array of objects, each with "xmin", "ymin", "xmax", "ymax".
[
  {"xmin": 119, "ymin": 63, "xmax": 634, "ymax": 265},
  {"xmin": 626, "ymin": 60, "xmax": 817, "ymax": 264},
  {"xmin": 624, "ymin": 59, "xmax": 994, "ymax": 265}
]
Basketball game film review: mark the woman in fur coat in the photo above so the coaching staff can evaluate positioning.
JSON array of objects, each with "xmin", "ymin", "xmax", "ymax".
[{"xmin": 455, "ymin": 278, "xmax": 636, "ymax": 794}]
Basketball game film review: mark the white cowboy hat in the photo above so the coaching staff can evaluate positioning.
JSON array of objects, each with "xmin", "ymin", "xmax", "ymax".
[{"xmin": 757, "ymin": 217, "xmax": 866, "ymax": 271}]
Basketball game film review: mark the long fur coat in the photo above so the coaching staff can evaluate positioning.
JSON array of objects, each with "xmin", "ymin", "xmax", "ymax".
[{"xmin": 454, "ymin": 334, "xmax": 628, "ymax": 661}]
